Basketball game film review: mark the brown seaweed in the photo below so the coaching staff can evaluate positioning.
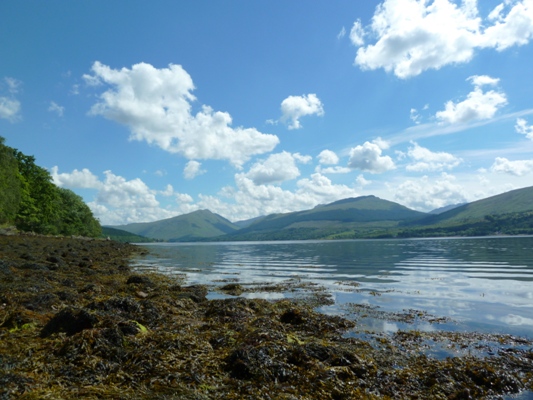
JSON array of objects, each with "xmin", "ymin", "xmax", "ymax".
[{"xmin": 1, "ymin": 234, "xmax": 532, "ymax": 399}]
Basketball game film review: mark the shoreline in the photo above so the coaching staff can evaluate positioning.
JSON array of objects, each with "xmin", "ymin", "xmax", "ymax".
[{"xmin": 1, "ymin": 234, "xmax": 532, "ymax": 399}]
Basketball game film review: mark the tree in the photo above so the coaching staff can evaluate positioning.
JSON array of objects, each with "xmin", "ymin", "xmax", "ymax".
[
  {"xmin": 14, "ymin": 150, "xmax": 60, "ymax": 233},
  {"xmin": 0, "ymin": 137, "xmax": 101, "ymax": 236},
  {"xmin": 56, "ymin": 188, "xmax": 101, "ymax": 237},
  {"xmin": 0, "ymin": 137, "xmax": 22, "ymax": 224}
]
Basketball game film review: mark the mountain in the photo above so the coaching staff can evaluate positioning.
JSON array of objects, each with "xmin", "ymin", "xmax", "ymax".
[
  {"xmin": 224, "ymin": 196, "xmax": 428, "ymax": 240},
  {"xmin": 110, "ymin": 209, "xmax": 239, "ymax": 241},
  {"xmin": 429, "ymin": 203, "xmax": 466, "ymax": 215},
  {"xmin": 101, "ymin": 227, "xmax": 156, "ymax": 243},
  {"xmin": 412, "ymin": 186, "xmax": 533, "ymax": 226},
  {"xmin": 233, "ymin": 215, "xmax": 266, "ymax": 229},
  {"xmin": 108, "ymin": 186, "xmax": 533, "ymax": 242}
]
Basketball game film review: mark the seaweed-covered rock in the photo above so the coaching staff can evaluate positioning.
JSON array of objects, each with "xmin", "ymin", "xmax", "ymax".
[
  {"xmin": 126, "ymin": 275, "xmax": 153, "ymax": 286},
  {"xmin": 225, "ymin": 344, "xmax": 293, "ymax": 382},
  {"xmin": 40, "ymin": 308, "xmax": 98, "ymax": 338}
]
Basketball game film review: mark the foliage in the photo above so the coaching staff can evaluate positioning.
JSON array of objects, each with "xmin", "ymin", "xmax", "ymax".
[
  {"xmin": 0, "ymin": 137, "xmax": 21, "ymax": 224},
  {"xmin": 0, "ymin": 136, "xmax": 101, "ymax": 237}
]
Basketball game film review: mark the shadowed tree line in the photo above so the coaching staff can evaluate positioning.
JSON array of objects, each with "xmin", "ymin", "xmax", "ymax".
[{"xmin": 0, "ymin": 136, "xmax": 101, "ymax": 237}]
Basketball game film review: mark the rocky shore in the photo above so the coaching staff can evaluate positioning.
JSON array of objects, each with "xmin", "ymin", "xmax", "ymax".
[{"xmin": 1, "ymin": 234, "xmax": 532, "ymax": 399}]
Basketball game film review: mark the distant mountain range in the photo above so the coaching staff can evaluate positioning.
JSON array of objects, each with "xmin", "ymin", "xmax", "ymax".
[
  {"xmin": 107, "ymin": 186, "xmax": 533, "ymax": 242},
  {"xmin": 109, "ymin": 209, "xmax": 238, "ymax": 241}
]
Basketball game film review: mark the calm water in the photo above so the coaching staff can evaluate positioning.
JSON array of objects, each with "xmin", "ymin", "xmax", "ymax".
[{"xmin": 132, "ymin": 236, "xmax": 533, "ymax": 337}]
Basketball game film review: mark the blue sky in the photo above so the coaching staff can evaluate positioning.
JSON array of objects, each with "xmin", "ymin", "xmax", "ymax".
[{"xmin": 1, "ymin": 0, "xmax": 533, "ymax": 225}]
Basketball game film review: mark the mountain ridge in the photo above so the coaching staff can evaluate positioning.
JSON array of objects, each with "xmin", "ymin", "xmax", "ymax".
[
  {"xmin": 109, "ymin": 186, "xmax": 533, "ymax": 241},
  {"xmin": 109, "ymin": 209, "xmax": 239, "ymax": 241}
]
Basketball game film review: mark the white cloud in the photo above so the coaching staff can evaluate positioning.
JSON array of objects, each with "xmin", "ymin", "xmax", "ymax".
[
  {"xmin": 48, "ymin": 101, "xmax": 64, "ymax": 117},
  {"xmin": 243, "ymin": 151, "xmax": 305, "ymax": 185},
  {"xmin": 356, "ymin": 174, "xmax": 372, "ymax": 186},
  {"xmin": 405, "ymin": 142, "xmax": 461, "ymax": 171},
  {"xmin": 176, "ymin": 193, "xmax": 194, "ymax": 204},
  {"xmin": 316, "ymin": 166, "xmax": 352, "ymax": 174},
  {"xmin": 71, "ymin": 84, "xmax": 80, "ymax": 95},
  {"xmin": 318, "ymin": 149, "xmax": 339, "ymax": 165},
  {"xmin": 515, "ymin": 118, "xmax": 533, "ymax": 139},
  {"xmin": 192, "ymin": 173, "xmax": 355, "ymax": 222},
  {"xmin": 85, "ymin": 61, "xmax": 279, "ymax": 167},
  {"xmin": 50, "ymin": 166, "xmax": 361, "ymax": 224},
  {"xmin": 373, "ymin": 136, "xmax": 390, "ymax": 150},
  {"xmin": 0, "ymin": 97, "xmax": 20, "ymax": 122},
  {"xmin": 348, "ymin": 140, "xmax": 395, "ymax": 173},
  {"xmin": 481, "ymin": 0, "xmax": 533, "ymax": 50},
  {"xmin": 393, "ymin": 173, "xmax": 468, "ymax": 211},
  {"xmin": 296, "ymin": 173, "xmax": 359, "ymax": 200},
  {"xmin": 337, "ymin": 26, "xmax": 347, "ymax": 40},
  {"xmin": 349, "ymin": 20, "xmax": 365, "ymax": 46},
  {"xmin": 353, "ymin": 0, "xmax": 533, "ymax": 78},
  {"xmin": 183, "ymin": 160, "xmax": 205, "ymax": 180},
  {"xmin": 160, "ymin": 184, "xmax": 175, "ymax": 197},
  {"xmin": 435, "ymin": 75, "xmax": 507, "ymax": 124},
  {"xmin": 293, "ymin": 153, "xmax": 313, "ymax": 164},
  {"xmin": 280, "ymin": 93, "xmax": 325, "ymax": 130},
  {"xmin": 4, "ymin": 77, "xmax": 21, "ymax": 94},
  {"xmin": 51, "ymin": 167, "xmax": 182, "ymax": 225},
  {"xmin": 410, "ymin": 108, "xmax": 421, "ymax": 124},
  {"xmin": 491, "ymin": 157, "xmax": 533, "ymax": 176},
  {"xmin": 51, "ymin": 167, "xmax": 102, "ymax": 189},
  {"xmin": 210, "ymin": 172, "xmax": 360, "ymax": 221}
]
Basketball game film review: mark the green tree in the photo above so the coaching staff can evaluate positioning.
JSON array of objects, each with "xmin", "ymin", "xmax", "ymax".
[
  {"xmin": 0, "ymin": 136, "xmax": 22, "ymax": 224},
  {"xmin": 56, "ymin": 188, "xmax": 101, "ymax": 237},
  {"xmin": 14, "ymin": 150, "xmax": 60, "ymax": 233}
]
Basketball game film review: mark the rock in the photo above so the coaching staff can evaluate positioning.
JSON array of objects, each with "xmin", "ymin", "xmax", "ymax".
[
  {"xmin": 40, "ymin": 308, "xmax": 98, "ymax": 338},
  {"xmin": 126, "ymin": 275, "xmax": 153, "ymax": 285}
]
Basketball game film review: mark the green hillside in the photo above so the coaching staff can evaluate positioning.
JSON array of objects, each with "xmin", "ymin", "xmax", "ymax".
[
  {"xmin": 101, "ymin": 227, "xmax": 156, "ymax": 243},
  {"xmin": 393, "ymin": 186, "xmax": 533, "ymax": 237},
  {"xmin": 112, "ymin": 209, "xmax": 239, "ymax": 241},
  {"xmin": 410, "ymin": 186, "xmax": 533, "ymax": 226},
  {"xmin": 224, "ymin": 196, "xmax": 428, "ymax": 240},
  {"xmin": 110, "ymin": 187, "xmax": 533, "ymax": 242}
]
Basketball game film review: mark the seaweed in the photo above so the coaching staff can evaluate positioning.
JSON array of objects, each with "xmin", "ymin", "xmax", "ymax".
[{"xmin": 1, "ymin": 234, "xmax": 532, "ymax": 399}]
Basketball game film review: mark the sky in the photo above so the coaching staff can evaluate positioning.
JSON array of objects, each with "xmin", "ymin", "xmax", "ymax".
[{"xmin": 1, "ymin": 0, "xmax": 533, "ymax": 225}]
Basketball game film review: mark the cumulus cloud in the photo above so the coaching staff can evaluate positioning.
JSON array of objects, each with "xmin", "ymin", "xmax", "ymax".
[
  {"xmin": 515, "ymin": 118, "xmax": 533, "ymax": 139},
  {"xmin": 435, "ymin": 75, "xmax": 507, "ymax": 124},
  {"xmin": 51, "ymin": 167, "xmax": 102, "ymax": 189},
  {"xmin": 348, "ymin": 140, "xmax": 395, "ymax": 173},
  {"xmin": 215, "ymin": 172, "xmax": 360, "ymax": 220},
  {"xmin": 393, "ymin": 173, "xmax": 468, "ymax": 211},
  {"xmin": 243, "ymin": 151, "xmax": 306, "ymax": 185},
  {"xmin": 84, "ymin": 61, "xmax": 279, "ymax": 167},
  {"xmin": 280, "ymin": 93, "xmax": 325, "ymax": 130},
  {"xmin": 356, "ymin": 174, "xmax": 372, "ymax": 186},
  {"xmin": 51, "ymin": 167, "xmax": 184, "ymax": 225},
  {"xmin": 352, "ymin": 0, "xmax": 533, "ymax": 78},
  {"xmin": 491, "ymin": 157, "xmax": 533, "ymax": 176},
  {"xmin": 48, "ymin": 101, "xmax": 64, "ymax": 117},
  {"xmin": 316, "ymin": 166, "xmax": 352, "ymax": 174},
  {"xmin": 318, "ymin": 149, "xmax": 339, "ymax": 165},
  {"xmin": 405, "ymin": 142, "xmax": 461, "ymax": 171},
  {"xmin": 183, "ymin": 160, "xmax": 205, "ymax": 180},
  {"xmin": 349, "ymin": 20, "xmax": 365, "ymax": 46},
  {"xmin": 0, "ymin": 97, "xmax": 21, "ymax": 122}
]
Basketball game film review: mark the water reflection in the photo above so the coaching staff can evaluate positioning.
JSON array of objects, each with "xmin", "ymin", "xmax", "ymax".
[{"xmin": 133, "ymin": 236, "xmax": 533, "ymax": 336}]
